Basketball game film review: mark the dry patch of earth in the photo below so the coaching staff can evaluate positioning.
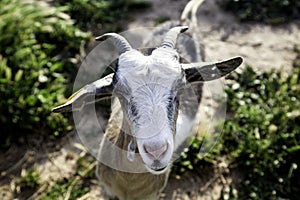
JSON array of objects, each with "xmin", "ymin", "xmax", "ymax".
[{"xmin": 128, "ymin": 0, "xmax": 300, "ymax": 72}]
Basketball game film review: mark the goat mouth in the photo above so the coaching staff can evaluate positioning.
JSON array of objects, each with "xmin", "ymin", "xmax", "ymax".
[
  {"xmin": 148, "ymin": 167, "xmax": 168, "ymax": 175},
  {"xmin": 145, "ymin": 162, "xmax": 169, "ymax": 174},
  {"xmin": 154, "ymin": 166, "xmax": 167, "ymax": 172}
]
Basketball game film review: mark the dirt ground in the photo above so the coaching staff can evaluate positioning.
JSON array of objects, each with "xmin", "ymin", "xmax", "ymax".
[
  {"xmin": 1, "ymin": 0, "xmax": 299, "ymax": 199},
  {"xmin": 128, "ymin": 0, "xmax": 300, "ymax": 72}
]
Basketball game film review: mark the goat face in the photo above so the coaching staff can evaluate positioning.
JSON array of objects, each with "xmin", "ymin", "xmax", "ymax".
[
  {"xmin": 114, "ymin": 48, "xmax": 184, "ymax": 173},
  {"xmin": 52, "ymin": 26, "xmax": 243, "ymax": 174}
]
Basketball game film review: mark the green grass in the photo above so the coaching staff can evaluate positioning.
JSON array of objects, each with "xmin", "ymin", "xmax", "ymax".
[
  {"xmin": 17, "ymin": 168, "xmax": 40, "ymax": 189},
  {"xmin": 0, "ymin": 0, "xmax": 149, "ymax": 149},
  {"xmin": 223, "ymin": 65, "xmax": 299, "ymax": 199},
  {"xmin": 41, "ymin": 178, "xmax": 89, "ymax": 200},
  {"xmin": 55, "ymin": 0, "xmax": 152, "ymax": 32},
  {"xmin": 173, "ymin": 48, "xmax": 300, "ymax": 199},
  {"xmin": 220, "ymin": 0, "xmax": 300, "ymax": 25},
  {"xmin": 0, "ymin": 0, "xmax": 92, "ymax": 148},
  {"xmin": 40, "ymin": 153, "xmax": 96, "ymax": 200}
]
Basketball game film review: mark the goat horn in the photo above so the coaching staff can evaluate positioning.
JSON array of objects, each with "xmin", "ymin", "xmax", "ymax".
[
  {"xmin": 161, "ymin": 26, "xmax": 189, "ymax": 49},
  {"xmin": 96, "ymin": 33, "xmax": 132, "ymax": 54}
]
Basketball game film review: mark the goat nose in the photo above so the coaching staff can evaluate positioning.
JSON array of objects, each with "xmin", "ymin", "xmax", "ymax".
[{"xmin": 144, "ymin": 143, "xmax": 168, "ymax": 159}]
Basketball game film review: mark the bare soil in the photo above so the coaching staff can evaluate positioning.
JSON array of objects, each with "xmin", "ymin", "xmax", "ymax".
[{"xmin": 128, "ymin": 0, "xmax": 300, "ymax": 72}]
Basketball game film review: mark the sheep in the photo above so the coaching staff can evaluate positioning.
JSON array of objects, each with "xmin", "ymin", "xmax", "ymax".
[{"xmin": 52, "ymin": 25, "xmax": 242, "ymax": 199}]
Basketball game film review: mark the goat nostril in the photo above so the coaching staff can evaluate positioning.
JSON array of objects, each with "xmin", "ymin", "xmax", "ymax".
[{"xmin": 144, "ymin": 143, "xmax": 168, "ymax": 159}]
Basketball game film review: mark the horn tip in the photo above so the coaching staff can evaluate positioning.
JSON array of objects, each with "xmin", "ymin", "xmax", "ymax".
[
  {"xmin": 51, "ymin": 107, "xmax": 61, "ymax": 113},
  {"xmin": 51, "ymin": 103, "xmax": 71, "ymax": 113},
  {"xmin": 95, "ymin": 33, "xmax": 116, "ymax": 41},
  {"xmin": 180, "ymin": 26, "xmax": 189, "ymax": 33},
  {"xmin": 95, "ymin": 35, "xmax": 106, "ymax": 41}
]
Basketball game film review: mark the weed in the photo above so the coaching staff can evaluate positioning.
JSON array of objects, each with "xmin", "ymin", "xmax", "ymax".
[
  {"xmin": 174, "ymin": 50, "xmax": 300, "ymax": 199},
  {"xmin": 220, "ymin": 0, "xmax": 300, "ymax": 25},
  {"xmin": 17, "ymin": 168, "xmax": 40, "ymax": 189}
]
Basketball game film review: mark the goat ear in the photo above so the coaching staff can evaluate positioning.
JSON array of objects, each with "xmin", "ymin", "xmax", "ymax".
[
  {"xmin": 52, "ymin": 74, "xmax": 114, "ymax": 113},
  {"xmin": 182, "ymin": 57, "xmax": 243, "ymax": 82}
]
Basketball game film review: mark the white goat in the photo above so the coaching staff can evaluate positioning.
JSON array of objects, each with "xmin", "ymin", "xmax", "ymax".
[{"xmin": 52, "ymin": 25, "xmax": 242, "ymax": 199}]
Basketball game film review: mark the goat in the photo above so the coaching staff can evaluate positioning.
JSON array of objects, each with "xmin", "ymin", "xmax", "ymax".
[{"xmin": 52, "ymin": 25, "xmax": 242, "ymax": 199}]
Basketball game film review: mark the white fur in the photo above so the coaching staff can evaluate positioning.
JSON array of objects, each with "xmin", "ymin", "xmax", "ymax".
[{"xmin": 115, "ymin": 48, "xmax": 182, "ymax": 171}]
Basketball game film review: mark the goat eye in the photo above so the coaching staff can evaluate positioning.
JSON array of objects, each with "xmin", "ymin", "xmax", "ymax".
[
  {"xmin": 168, "ymin": 95, "xmax": 177, "ymax": 103},
  {"xmin": 130, "ymin": 101, "xmax": 138, "ymax": 117},
  {"xmin": 173, "ymin": 55, "xmax": 179, "ymax": 61},
  {"xmin": 174, "ymin": 96, "xmax": 178, "ymax": 103}
]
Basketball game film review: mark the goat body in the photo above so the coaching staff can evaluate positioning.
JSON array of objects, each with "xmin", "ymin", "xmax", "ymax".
[
  {"xmin": 52, "ymin": 21, "xmax": 242, "ymax": 200},
  {"xmin": 96, "ymin": 100, "xmax": 170, "ymax": 200}
]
